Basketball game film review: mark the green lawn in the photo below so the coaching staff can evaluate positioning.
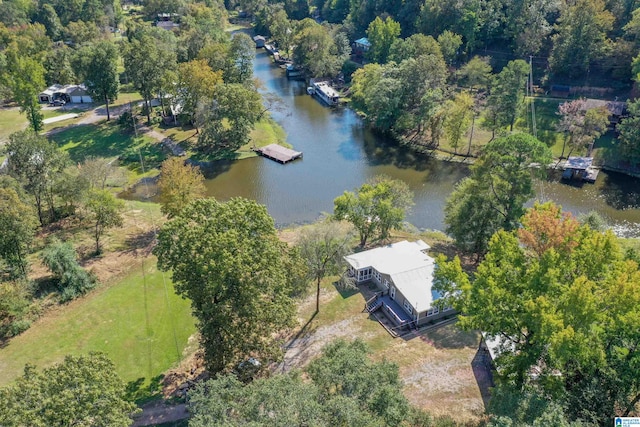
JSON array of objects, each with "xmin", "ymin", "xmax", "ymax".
[
  {"xmin": 0, "ymin": 107, "xmax": 86, "ymax": 143},
  {"xmin": 50, "ymin": 122, "xmax": 166, "ymax": 181},
  {"xmin": 0, "ymin": 260, "xmax": 196, "ymax": 399}
]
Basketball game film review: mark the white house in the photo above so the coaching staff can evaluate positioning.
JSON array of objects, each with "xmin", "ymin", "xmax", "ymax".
[{"xmin": 344, "ymin": 240, "xmax": 454, "ymax": 329}]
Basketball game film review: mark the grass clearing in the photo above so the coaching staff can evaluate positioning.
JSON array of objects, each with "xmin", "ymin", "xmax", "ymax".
[
  {"xmin": 0, "ymin": 257, "xmax": 196, "ymax": 398},
  {"xmin": 50, "ymin": 122, "xmax": 166, "ymax": 182}
]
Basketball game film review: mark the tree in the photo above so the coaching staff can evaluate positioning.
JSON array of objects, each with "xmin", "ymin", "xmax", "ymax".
[
  {"xmin": 485, "ymin": 60, "xmax": 530, "ymax": 136},
  {"xmin": 549, "ymin": 0, "xmax": 614, "ymax": 77},
  {"xmin": 444, "ymin": 134, "xmax": 552, "ymax": 256},
  {"xmin": 36, "ymin": 4, "xmax": 63, "ymax": 41},
  {"xmin": 0, "ymin": 188, "xmax": 38, "ymax": 278},
  {"xmin": 556, "ymin": 100, "xmax": 610, "ymax": 158},
  {"xmin": 197, "ymin": 84, "xmax": 263, "ymax": 157},
  {"xmin": 0, "ymin": 353, "xmax": 137, "ymax": 426},
  {"xmin": 84, "ymin": 41, "xmax": 119, "ymax": 121},
  {"xmin": 388, "ymin": 33, "xmax": 442, "ymax": 64},
  {"xmin": 41, "ymin": 239, "xmax": 97, "ymax": 302},
  {"xmin": 2, "ymin": 49, "xmax": 45, "ymax": 132},
  {"xmin": 226, "ymin": 33, "xmax": 255, "ymax": 84},
  {"xmin": 84, "ymin": 190, "xmax": 124, "ymax": 254},
  {"xmin": 297, "ymin": 221, "xmax": 354, "ymax": 313},
  {"xmin": 188, "ymin": 339, "xmax": 419, "ymax": 426},
  {"xmin": 333, "ymin": 177, "xmax": 414, "ymax": 247},
  {"xmin": 154, "ymin": 198, "xmax": 297, "ymax": 373},
  {"xmin": 293, "ymin": 19, "xmax": 347, "ymax": 78},
  {"xmin": 176, "ymin": 59, "xmax": 221, "ymax": 128},
  {"xmin": 0, "ymin": 281, "xmax": 31, "ymax": 340},
  {"xmin": 435, "ymin": 203, "xmax": 640, "ymax": 423},
  {"xmin": 443, "ymin": 91, "xmax": 473, "ymax": 154},
  {"xmin": 157, "ymin": 157, "xmax": 206, "ymax": 218},
  {"xmin": 618, "ymin": 99, "xmax": 640, "ymax": 165},
  {"xmin": 5, "ymin": 131, "xmax": 69, "ymax": 225},
  {"xmin": 366, "ymin": 16, "xmax": 401, "ymax": 64},
  {"xmin": 437, "ymin": 30, "xmax": 462, "ymax": 65},
  {"xmin": 124, "ymin": 28, "xmax": 177, "ymax": 124}
]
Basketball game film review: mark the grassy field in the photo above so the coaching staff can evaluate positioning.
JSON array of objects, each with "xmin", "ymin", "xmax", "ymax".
[
  {"xmin": 0, "ymin": 259, "xmax": 196, "ymax": 396},
  {"xmin": 50, "ymin": 122, "xmax": 165, "ymax": 183},
  {"xmin": 0, "ymin": 106, "xmax": 88, "ymax": 143}
]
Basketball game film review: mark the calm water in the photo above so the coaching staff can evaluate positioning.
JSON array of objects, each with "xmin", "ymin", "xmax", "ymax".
[{"xmin": 125, "ymin": 49, "xmax": 640, "ymax": 236}]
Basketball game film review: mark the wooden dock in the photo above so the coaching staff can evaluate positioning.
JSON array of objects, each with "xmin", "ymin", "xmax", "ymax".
[{"xmin": 255, "ymin": 144, "xmax": 302, "ymax": 164}]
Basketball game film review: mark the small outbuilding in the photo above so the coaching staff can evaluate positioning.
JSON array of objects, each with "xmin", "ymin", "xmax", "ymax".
[
  {"xmin": 353, "ymin": 37, "xmax": 371, "ymax": 54},
  {"xmin": 39, "ymin": 84, "xmax": 92, "ymax": 104},
  {"xmin": 253, "ymin": 35, "xmax": 266, "ymax": 48},
  {"xmin": 562, "ymin": 156, "xmax": 598, "ymax": 183}
]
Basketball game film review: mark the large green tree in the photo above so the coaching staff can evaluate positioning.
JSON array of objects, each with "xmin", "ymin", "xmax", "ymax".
[
  {"xmin": 444, "ymin": 133, "xmax": 552, "ymax": 256},
  {"xmin": 84, "ymin": 41, "xmax": 120, "ymax": 121},
  {"xmin": 0, "ymin": 188, "xmax": 38, "ymax": 278},
  {"xmin": 188, "ymin": 339, "xmax": 422, "ymax": 426},
  {"xmin": 484, "ymin": 59, "xmax": 530, "ymax": 136},
  {"xmin": 154, "ymin": 198, "xmax": 297, "ymax": 373},
  {"xmin": 176, "ymin": 59, "xmax": 221, "ymax": 128},
  {"xmin": 549, "ymin": 0, "xmax": 614, "ymax": 77},
  {"xmin": 5, "ymin": 130, "xmax": 68, "ymax": 225},
  {"xmin": 124, "ymin": 27, "xmax": 177, "ymax": 124},
  {"xmin": 366, "ymin": 16, "xmax": 401, "ymax": 64},
  {"xmin": 435, "ymin": 203, "xmax": 640, "ymax": 423},
  {"xmin": 292, "ymin": 19, "xmax": 348, "ymax": 78},
  {"xmin": 618, "ymin": 99, "xmax": 640, "ymax": 166},
  {"xmin": 197, "ymin": 83, "xmax": 263, "ymax": 157},
  {"xmin": 2, "ymin": 48, "xmax": 45, "ymax": 132},
  {"xmin": 157, "ymin": 157, "xmax": 206, "ymax": 218},
  {"xmin": 0, "ymin": 353, "xmax": 136, "ymax": 426},
  {"xmin": 333, "ymin": 177, "xmax": 414, "ymax": 247}
]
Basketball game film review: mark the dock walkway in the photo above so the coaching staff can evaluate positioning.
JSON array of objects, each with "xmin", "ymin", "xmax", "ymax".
[{"xmin": 255, "ymin": 144, "xmax": 302, "ymax": 164}]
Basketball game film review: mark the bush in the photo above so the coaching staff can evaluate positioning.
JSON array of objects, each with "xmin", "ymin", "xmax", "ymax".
[
  {"xmin": 0, "ymin": 281, "xmax": 31, "ymax": 340},
  {"xmin": 117, "ymin": 110, "xmax": 135, "ymax": 132},
  {"xmin": 41, "ymin": 239, "xmax": 97, "ymax": 303}
]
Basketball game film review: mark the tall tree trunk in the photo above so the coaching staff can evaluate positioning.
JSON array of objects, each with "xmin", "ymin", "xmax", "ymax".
[
  {"xmin": 316, "ymin": 277, "xmax": 321, "ymax": 313},
  {"xmin": 105, "ymin": 94, "xmax": 111, "ymax": 121},
  {"xmin": 145, "ymin": 98, "xmax": 151, "ymax": 125},
  {"xmin": 467, "ymin": 114, "xmax": 476, "ymax": 156}
]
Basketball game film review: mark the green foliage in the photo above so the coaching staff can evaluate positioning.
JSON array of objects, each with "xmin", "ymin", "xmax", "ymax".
[
  {"xmin": 0, "ymin": 353, "xmax": 137, "ymax": 426},
  {"xmin": 292, "ymin": 19, "xmax": 349, "ymax": 78},
  {"xmin": 83, "ymin": 41, "xmax": 120, "ymax": 121},
  {"xmin": 333, "ymin": 177, "xmax": 414, "ymax": 247},
  {"xmin": 0, "ymin": 281, "xmax": 32, "ymax": 341},
  {"xmin": 5, "ymin": 130, "xmax": 69, "ymax": 226},
  {"xmin": 618, "ymin": 99, "xmax": 640, "ymax": 165},
  {"xmin": 197, "ymin": 83, "xmax": 263, "ymax": 157},
  {"xmin": 0, "ymin": 187, "xmax": 38, "ymax": 279},
  {"xmin": 443, "ymin": 91, "xmax": 473, "ymax": 153},
  {"xmin": 388, "ymin": 34, "xmax": 442, "ymax": 64},
  {"xmin": 485, "ymin": 60, "xmax": 530, "ymax": 135},
  {"xmin": 366, "ymin": 16, "xmax": 401, "ymax": 63},
  {"xmin": 41, "ymin": 239, "xmax": 96, "ymax": 302},
  {"xmin": 436, "ymin": 202, "xmax": 640, "ymax": 424},
  {"xmin": 154, "ymin": 198, "xmax": 297, "ymax": 374},
  {"xmin": 2, "ymin": 49, "xmax": 45, "ymax": 132},
  {"xmin": 437, "ymin": 30, "xmax": 462, "ymax": 65},
  {"xmin": 296, "ymin": 221, "xmax": 354, "ymax": 312},
  {"xmin": 157, "ymin": 157, "xmax": 206, "ymax": 218},
  {"xmin": 188, "ymin": 339, "xmax": 419, "ymax": 426},
  {"xmin": 444, "ymin": 134, "xmax": 552, "ymax": 255},
  {"xmin": 549, "ymin": 0, "xmax": 614, "ymax": 77},
  {"xmin": 84, "ymin": 189, "xmax": 124, "ymax": 254}
]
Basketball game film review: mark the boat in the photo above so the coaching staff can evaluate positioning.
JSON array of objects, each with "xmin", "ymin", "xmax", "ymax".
[
  {"xmin": 286, "ymin": 64, "xmax": 304, "ymax": 80},
  {"xmin": 311, "ymin": 80, "xmax": 340, "ymax": 106},
  {"xmin": 306, "ymin": 86, "xmax": 315, "ymax": 95}
]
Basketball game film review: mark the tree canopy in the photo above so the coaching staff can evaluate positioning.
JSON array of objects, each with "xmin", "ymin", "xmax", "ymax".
[
  {"xmin": 436, "ymin": 202, "xmax": 640, "ymax": 423},
  {"xmin": 157, "ymin": 157, "xmax": 207, "ymax": 218},
  {"xmin": 154, "ymin": 198, "xmax": 298, "ymax": 373},
  {"xmin": 0, "ymin": 353, "xmax": 136, "ymax": 426}
]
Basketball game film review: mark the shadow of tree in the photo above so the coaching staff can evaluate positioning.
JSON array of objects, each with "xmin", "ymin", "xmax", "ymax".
[
  {"xmin": 126, "ymin": 374, "xmax": 166, "ymax": 405},
  {"xmin": 471, "ymin": 348, "xmax": 494, "ymax": 412},
  {"xmin": 420, "ymin": 323, "xmax": 480, "ymax": 350},
  {"xmin": 598, "ymin": 171, "xmax": 640, "ymax": 210}
]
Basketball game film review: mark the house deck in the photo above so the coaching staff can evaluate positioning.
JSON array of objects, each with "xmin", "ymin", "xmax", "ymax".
[{"xmin": 255, "ymin": 144, "xmax": 302, "ymax": 164}]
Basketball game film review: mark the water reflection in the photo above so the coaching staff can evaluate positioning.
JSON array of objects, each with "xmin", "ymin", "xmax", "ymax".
[{"xmin": 122, "ymin": 46, "xmax": 640, "ymax": 236}]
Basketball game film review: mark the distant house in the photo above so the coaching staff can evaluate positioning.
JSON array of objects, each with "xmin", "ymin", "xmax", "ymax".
[
  {"xmin": 38, "ymin": 84, "xmax": 92, "ymax": 104},
  {"xmin": 581, "ymin": 98, "xmax": 627, "ymax": 125},
  {"xmin": 253, "ymin": 35, "xmax": 266, "ymax": 48},
  {"xmin": 156, "ymin": 12, "xmax": 180, "ymax": 30},
  {"xmin": 345, "ymin": 240, "xmax": 455, "ymax": 332},
  {"xmin": 353, "ymin": 37, "xmax": 371, "ymax": 55}
]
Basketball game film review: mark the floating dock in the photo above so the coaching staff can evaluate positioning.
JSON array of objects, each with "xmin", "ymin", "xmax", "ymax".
[
  {"xmin": 561, "ymin": 156, "xmax": 599, "ymax": 183},
  {"xmin": 255, "ymin": 144, "xmax": 302, "ymax": 164}
]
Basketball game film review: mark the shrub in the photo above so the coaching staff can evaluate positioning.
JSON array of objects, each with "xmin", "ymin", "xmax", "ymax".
[
  {"xmin": 0, "ymin": 281, "xmax": 31, "ymax": 340},
  {"xmin": 41, "ymin": 239, "xmax": 97, "ymax": 303}
]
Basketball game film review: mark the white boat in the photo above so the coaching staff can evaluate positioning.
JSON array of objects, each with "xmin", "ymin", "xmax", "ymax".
[
  {"xmin": 311, "ymin": 81, "xmax": 339, "ymax": 106},
  {"xmin": 306, "ymin": 86, "xmax": 315, "ymax": 95}
]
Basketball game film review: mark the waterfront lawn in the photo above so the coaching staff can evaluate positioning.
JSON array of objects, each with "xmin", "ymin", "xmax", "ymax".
[
  {"xmin": 51, "ymin": 123, "xmax": 165, "ymax": 180},
  {"xmin": 0, "ymin": 257, "xmax": 196, "ymax": 400}
]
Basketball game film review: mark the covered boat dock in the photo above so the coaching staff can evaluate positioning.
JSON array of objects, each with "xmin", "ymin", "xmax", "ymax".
[{"xmin": 562, "ymin": 156, "xmax": 599, "ymax": 183}]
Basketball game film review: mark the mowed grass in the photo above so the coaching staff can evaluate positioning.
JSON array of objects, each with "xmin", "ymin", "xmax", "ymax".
[
  {"xmin": 0, "ymin": 107, "xmax": 85, "ymax": 143},
  {"xmin": 50, "ymin": 122, "xmax": 166, "ymax": 181},
  {"xmin": 0, "ymin": 259, "xmax": 196, "ymax": 393}
]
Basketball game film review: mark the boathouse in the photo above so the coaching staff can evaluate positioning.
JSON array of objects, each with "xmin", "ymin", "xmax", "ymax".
[{"xmin": 562, "ymin": 156, "xmax": 599, "ymax": 183}]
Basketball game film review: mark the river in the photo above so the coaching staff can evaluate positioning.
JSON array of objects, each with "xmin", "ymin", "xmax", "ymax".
[{"xmin": 127, "ymin": 48, "xmax": 640, "ymax": 237}]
